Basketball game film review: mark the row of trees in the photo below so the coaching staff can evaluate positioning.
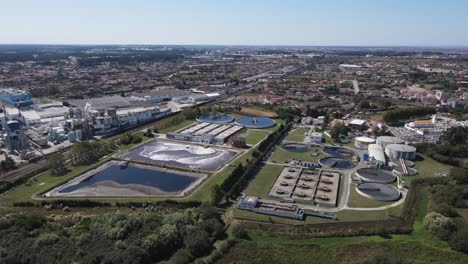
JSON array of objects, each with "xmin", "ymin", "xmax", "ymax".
[
  {"xmin": 382, "ymin": 106, "xmax": 435, "ymax": 123},
  {"xmin": 357, "ymin": 98, "xmax": 393, "ymax": 110},
  {"xmin": 48, "ymin": 141, "xmax": 117, "ymax": 176},
  {"xmin": 214, "ymin": 122, "xmax": 292, "ymax": 203},
  {"xmin": 275, "ymin": 107, "xmax": 301, "ymax": 122}
]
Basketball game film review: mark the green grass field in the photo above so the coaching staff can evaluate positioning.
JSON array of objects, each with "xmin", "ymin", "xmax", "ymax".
[
  {"xmin": 157, "ymin": 120, "xmax": 196, "ymax": 134},
  {"xmin": 284, "ymin": 127, "xmax": 309, "ymax": 142},
  {"xmin": 244, "ymin": 129, "xmax": 271, "ymax": 145},
  {"xmin": 269, "ymin": 146, "xmax": 325, "ymax": 163},
  {"xmin": 404, "ymin": 153, "xmax": 453, "ymax": 186},
  {"xmin": 243, "ymin": 165, "xmax": 283, "ymax": 198}
]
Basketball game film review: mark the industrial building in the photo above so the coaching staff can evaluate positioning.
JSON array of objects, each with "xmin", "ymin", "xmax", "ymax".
[
  {"xmin": 167, "ymin": 122, "xmax": 245, "ymax": 145},
  {"xmin": 237, "ymin": 195, "xmax": 305, "ymax": 220},
  {"xmin": 0, "ymin": 88, "xmax": 33, "ymax": 107},
  {"xmin": 309, "ymin": 132, "xmax": 323, "ymax": 143},
  {"xmin": 131, "ymin": 89, "xmax": 192, "ymax": 103}
]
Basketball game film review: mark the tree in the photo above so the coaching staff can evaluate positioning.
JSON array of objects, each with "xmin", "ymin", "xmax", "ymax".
[
  {"xmin": 48, "ymin": 153, "xmax": 67, "ymax": 176},
  {"xmin": 448, "ymin": 226, "xmax": 468, "ymax": 253},
  {"xmin": 359, "ymin": 100, "xmax": 371, "ymax": 109},
  {"xmin": 449, "ymin": 167, "xmax": 468, "ymax": 185},
  {"xmin": 423, "ymin": 211, "xmax": 456, "ymax": 240},
  {"xmin": 182, "ymin": 108, "xmax": 197, "ymax": 120},
  {"xmin": 330, "ymin": 123, "xmax": 350, "ymax": 141},
  {"xmin": 382, "ymin": 107, "xmax": 435, "ymax": 124},
  {"xmin": 143, "ymin": 128, "xmax": 154, "ymax": 138},
  {"xmin": 440, "ymin": 126, "xmax": 468, "ymax": 146},
  {"xmin": 231, "ymin": 224, "xmax": 248, "ymax": 239},
  {"xmin": 210, "ymin": 184, "xmax": 224, "ymax": 206}
]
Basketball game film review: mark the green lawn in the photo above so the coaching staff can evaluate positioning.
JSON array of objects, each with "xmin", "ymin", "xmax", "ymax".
[
  {"xmin": 188, "ymin": 136, "xmax": 275, "ymax": 202},
  {"xmin": 157, "ymin": 120, "xmax": 196, "ymax": 134},
  {"xmin": 244, "ymin": 129, "xmax": 271, "ymax": 145},
  {"xmin": 269, "ymin": 146, "xmax": 325, "ymax": 163},
  {"xmin": 404, "ymin": 154, "xmax": 453, "ymax": 186},
  {"xmin": 284, "ymin": 127, "xmax": 309, "ymax": 142},
  {"xmin": 244, "ymin": 165, "xmax": 283, "ymax": 198}
]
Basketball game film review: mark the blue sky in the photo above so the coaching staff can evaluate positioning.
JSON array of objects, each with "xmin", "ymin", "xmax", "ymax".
[{"xmin": 1, "ymin": 0, "xmax": 467, "ymax": 46}]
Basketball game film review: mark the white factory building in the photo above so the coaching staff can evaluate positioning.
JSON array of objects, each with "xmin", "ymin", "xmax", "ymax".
[
  {"xmin": 167, "ymin": 122, "xmax": 245, "ymax": 145},
  {"xmin": 117, "ymin": 106, "xmax": 171, "ymax": 128}
]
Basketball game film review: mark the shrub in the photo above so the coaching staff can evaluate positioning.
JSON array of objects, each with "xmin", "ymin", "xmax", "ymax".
[
  {"xmin": 364, "ymin": 254, "xmax": 417, "ymax": 264},
  {"xmin": 35, "ymin": 232, "xmax": 60, "ymax": 246},
  {"xmin": 184, "ymin": 228, "xmax": 212, "ymax": 258},
  {"xmin": 448, "ymin": 226, "xmax": 468, "ymax": 253},
  {"xmin": 231, "ymin": 224, "xmax": 248, "ymax": 239},
  {"xmin": 166, "ymin": 249, "xmax": 192, "ymax": 264},
  {"xmin": 15, "ymin": 214, "xmax": 46, "ymax": 231},
  {"xmin": 423, "ymin": 212, "xmax": 456, "ymax": 240}
]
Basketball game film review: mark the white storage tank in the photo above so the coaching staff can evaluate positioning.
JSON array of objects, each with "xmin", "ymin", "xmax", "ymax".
[
  {"xmin": 376, "ymin": 136, "xmax": 404, "ymax": 148},
  {"xmin": 385, "ymin": 144, "xmax": 417, "ymax": 161},
  {"xmin": 355, "ymin": 136, "xmax": 376, "ymax": 149}
]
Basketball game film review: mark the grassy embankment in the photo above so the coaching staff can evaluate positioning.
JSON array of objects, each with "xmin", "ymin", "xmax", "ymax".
[{"xmin": 221, "ymin": 188, "xmax": 468, "ymax": 264}]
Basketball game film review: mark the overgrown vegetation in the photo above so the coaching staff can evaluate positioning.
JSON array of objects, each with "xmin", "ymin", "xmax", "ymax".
[
  {"xmin": 382, "ymin": 106, "xmax": 435, "ymax": 123},
  {"xmin": 118, "ymin": 133, "xmax": 143, "ymax": 145},
  {"xmin": 416, "ymin": 127, "xmax": 468, "ymax": 167},
  {"xmin": 0, "ymin": 204, "xmax": 224, "ymax": 264},
  {"xmin": 421, "ymin": 167, "xmax": 468, "ymax": 253}
]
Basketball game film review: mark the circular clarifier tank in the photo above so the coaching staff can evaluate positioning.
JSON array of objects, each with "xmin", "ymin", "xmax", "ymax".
[
  {"xmin": 356, "ymin": 168, "xmax": 396, "ymax": 184},
  {"xmin": 356, "ymin": 182, "xmax": 401, "ymax": 201},
  {"xmin": 235, "ymin": 116, "xmax": 275, "ymax": 128},
  {"xmin": 319, "ymin": 157, "xmax": 355, "ymax": 169},
  {"xmin": 282, "ymin": 143, "xmax": 310, "ymax": 153},
  {"xmin": 196, "ymin": 113, "xmax": 234, "ymax": 124},
  {"xmin": 323, "ymin": 146, "xmax": 355, "ymax": 158}
]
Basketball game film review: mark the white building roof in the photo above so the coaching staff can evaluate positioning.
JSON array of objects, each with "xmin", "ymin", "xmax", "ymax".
[
  {"xmin": 355, "ymin": 136, "xmax": 375, "ymax": 143},
  {"xmin": 385, "ymin": 144, "xmax": 416, "ymax": 153},
  {"xmin": 349, "ymin": 119, "xmax": 366, "ymax": 126},
  {"xmin": 20, "ymin": 110, "xmax": 41, "ymax": 122}
]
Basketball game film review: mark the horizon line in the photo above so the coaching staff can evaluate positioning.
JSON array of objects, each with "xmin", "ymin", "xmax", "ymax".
[{"xmin": 0, "ymin": 43, "xmax": 468, "ymax": 49}]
